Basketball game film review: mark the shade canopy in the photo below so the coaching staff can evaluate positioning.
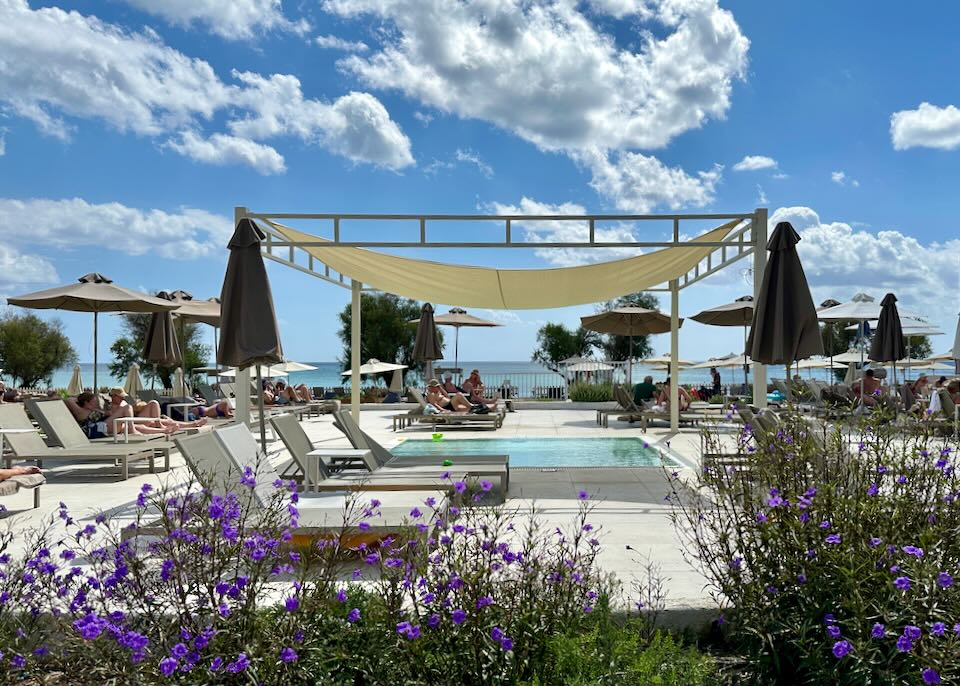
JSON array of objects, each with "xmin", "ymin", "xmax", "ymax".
[
  {"xmin": 220, "ymin": 361, "xmax": 316, "ymax": 377},
  {"xmin": 869, "ymin": 293, "xmax": 906, "ymax": 364},
  {"xmin": 169, "ymin": 291, "xmax": 221, "ymax": 327},
  {"xmin": 641, "ymin": 355, "xmax": 694, "ymax": 366},
  {"xmin": 567, "ymin": 361, "xmax": 614, "ymax": 372},
  {"xmin": 747, "ymin": 222, "xmax": 824, "ymax": 365},
  {"xmin": 912, "ymin": 360, "xmax": 955, "ymax": 371},
  {"xmin": 844, "ymin": 317, "xmax": 943, "ymax": 336},
  {"xmin": 580, "ymin": 307, "xmax": 676, "ymax": 336},
  {"xmin": 341, "ymin": 359, "xmax": 409, "ymax": 376},
  {"xmin": 690, "ymin": 296, "xmax": 754, "ymax": 326},
  {"xmin": 218, "ymin": 219, "xmax": 284, "ymax": 370},
  {"xmin": 7, "ymin": 273, "xmax": 177, "ymax": 314},
  {"xmin": 267, "ymin": 219, "xmax": 741, "ymax": 309},
  {"xmin": 818, "ymin": 298, "xmax": 842, "ymax": 310},
  {"xmin": 412, "ymin": 307, "xmax": 502, "ymax": 329},
  {"xmin": 832, "ymin": 350, "xmax": 870, "ymax": 364},
  {"xmin": 691, "ymin": 354, "xmax": 739, "ymax": 369},
  {"xmin": 818, "ymin": 292, "xmax": 921, "ymax": 322},
  {"xmin": 796, "ymin": 357, "xmax": 848, "ymax": 370}
]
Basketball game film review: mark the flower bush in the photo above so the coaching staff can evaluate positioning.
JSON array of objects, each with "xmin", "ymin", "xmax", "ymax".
[
  {"xmin": 669, "ymin": 406, "xmax": 960, "ymax": 685},
  {"xmin": 0, "ymin": 470, "xmax": 628, "ymax": 684}
]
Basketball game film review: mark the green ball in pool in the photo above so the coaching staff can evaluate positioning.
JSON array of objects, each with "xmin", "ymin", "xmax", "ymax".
[{"xmin": 431, "ymin": 433, "xmax": 443, "ymax": 441}]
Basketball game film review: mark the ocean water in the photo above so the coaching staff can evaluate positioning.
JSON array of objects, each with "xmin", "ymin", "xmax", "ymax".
[{"xmin": 20, "ymin": 360, "xmax": 853, "ymax": 391}]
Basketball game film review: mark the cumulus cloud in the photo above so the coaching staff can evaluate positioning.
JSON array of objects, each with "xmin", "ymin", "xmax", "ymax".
[
  {"xmin": 119, "ymin": 0, "xmax": 309, "ymax": 39},
  {"xmin": 0, "ymin": 0, "xmax": 411, "ymax": 171},
  {"xmin": 488, "ymin": 197, "xmax": 643, "ymax": 267},
  {"xmin": 772, "ymin": 206, "xmax": 960, "ymax": 326},
  {"xmin": 165, "ymin": 131, "xmax": 287, "ymax": 174},
  {"xmin": 733, "ymin": 154, "xmax": 777, "ymax": 171},
  {"xmin": 323, "ymin": 0, "xmax": 746, "ymax": 210},
  {"xmin": 315, "ymin": 34, "xmax": 368, "ymax": 51},
  {"xmin": 831, "ymin": 170, "xmax": 859, "ymax": 187},
  {"xmin": 0, "ymin": 244, "xmax": 58, "ymax": 297},
  {"xmin": 891, "ymin": 102, "xmax": 960, "ymax": 151},
  {"xmin": 582, "ymin": 149, "xmax": 722, "ymax": 212},
  {"xmin": 0, "ymin": 198, "xmax": 233, "ymax": 259}
]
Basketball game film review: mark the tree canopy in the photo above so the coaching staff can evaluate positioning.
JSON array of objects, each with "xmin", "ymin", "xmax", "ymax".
[
  {"xmin": 531, "ymin": 323, "xmax": 600, "ymax": 373},
  {"xmin": 109, "ymin": 314, "xmax": 210, "ymax": 389},
  {"xmin": 0, "ymin": 312, "xmax": 77, "ymax": 387},
  {"xmin": 594, "ymin": 292, "xmax": 661, "ymax": 362},
  {"xmin": 337, "ymin": 294, "xmax": 444, "ymax": 377}
]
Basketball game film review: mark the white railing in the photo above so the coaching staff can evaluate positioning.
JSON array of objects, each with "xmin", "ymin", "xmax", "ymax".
[{"xmin": 472, "ymin": 372, "xmax": 569, "ymax": 400}]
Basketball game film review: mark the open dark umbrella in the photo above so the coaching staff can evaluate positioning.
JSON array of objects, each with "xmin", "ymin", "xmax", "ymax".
[
  {"xmin": 869, "ymin": 293, "xmax": 906, "ymax": 386},
  {"xmin": 218, "ymin": 219, "xmax": 283, "ymax": 448},
  {"xmin": 690, "ymin": 295, "xmax": 754, "ymax": 388},
  {"xmin": 413, "ymin": 303, "xmax": 443, "ymax": 381},
  {"xmin": 143, "ymin": 292, "xmax": 182, "ymax": 386},
  {"xmin": 7, "ymin": 273, "xmax": 176, "ymax": 391},
  {"xmin": 747, "ymin": 222, "xmax": 824, "ymax": 380},
  {"xmin": 580, "ymin": 307, "xmax": 676, "ymax": 384}
]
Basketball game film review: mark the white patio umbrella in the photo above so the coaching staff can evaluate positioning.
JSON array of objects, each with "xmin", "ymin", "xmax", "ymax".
[
  {"xmin": 690, "ymin": 353, "xmax": 739, "ymax": 369},
  {"xmin": 122, "ymin": 363, "xmax": 143, "ymax": 398},
  {"xmin": 641, "ymin": 355, "xmax": 694, "ymax": 367},
  {"xmin": 341, "ymin": 359, "xmax": 408, "ymax": 377},
  {"xmin": 220, "ymin": 361, "xmax": 316, "ymax": 377},
  {"xmin": 172, "ymin": 367, "xmax": 188, "ymax": 397},
  {"xmin": 844, "ymin": 318, "xmax": 944, "ymax": 380},
  {"xmin": 67, "ymin": 365, "xmax": 84, "ymax": 396},
  {"xmin": 566, "ymin": 361, "xmax": 614, "ymax": 372}
]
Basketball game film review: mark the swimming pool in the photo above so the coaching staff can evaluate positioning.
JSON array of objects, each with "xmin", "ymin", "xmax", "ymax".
[{"xmin": 391, "ymin": 437, "xmax": 676, "ymax": 468}]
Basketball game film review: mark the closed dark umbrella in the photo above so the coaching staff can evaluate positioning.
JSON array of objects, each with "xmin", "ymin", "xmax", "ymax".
[
  {"xmin": 143, "ymin": 292, "xmax": 182, "ymax": 382},
  {"xmin": 218, "ymin": 219, "xmax": 284, "ymax": 448},
  {"xmin": 413, "ymin": 303, "xmax": 443, "ymax": 381},
  {"xmin": 747, "ymin": 222, "xmax": 824, "ymax": 381},
  {"xmin": 869, "ymin": 293, "xmax": 906, "ymax": 385}
]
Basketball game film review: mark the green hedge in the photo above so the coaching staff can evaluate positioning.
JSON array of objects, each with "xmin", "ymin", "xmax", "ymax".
[{"xmin": 569, "ymin": 382, "xmax": 614, "ymax": 402}]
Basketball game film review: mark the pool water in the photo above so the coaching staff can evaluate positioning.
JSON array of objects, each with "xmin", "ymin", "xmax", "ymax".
[{"xmin": 391, "ymin": 437, "xmax": 676, "ymax": 468}]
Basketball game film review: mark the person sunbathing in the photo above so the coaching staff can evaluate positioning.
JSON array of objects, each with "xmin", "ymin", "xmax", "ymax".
[
  {"xmin": 0, "ymin": 466, "xmax": 41, "ymax": 480},
  {"xmin": 68, "ymin": 391, "xmax": 205, "ymax": 439},
  {"xmin": 656, "ymin": 377, "xmax": 692, "ymax": 411},
  {"xmin": 425, "ymin": 379, "xmax": 474, "ymax": 412},
  {"xmin": 854, "ymin": 370, "xmax": 883, "ymax": 407},
  {"xmin": 910, "ymin": 375, "xmax": 930, "ymax": 398},
  {"xmin": 441, "ymin": 373, "xmax": 461, "ymax": 394}
]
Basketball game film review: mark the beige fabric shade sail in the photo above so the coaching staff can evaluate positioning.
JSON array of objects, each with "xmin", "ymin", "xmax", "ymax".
[{"xmin": 266, "ymin": 219, "xmax": 741, "ymax": 309}]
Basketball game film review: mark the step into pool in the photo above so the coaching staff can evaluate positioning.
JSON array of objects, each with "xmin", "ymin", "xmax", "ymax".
[{"xmin": 391, "ymin": 437, "xmax": 676, "ymax": 468}]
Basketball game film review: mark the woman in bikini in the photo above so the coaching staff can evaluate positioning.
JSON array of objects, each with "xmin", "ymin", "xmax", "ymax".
[{"xmin": 425, "ymin": 379, "xmax": 473, "ymax": 412}]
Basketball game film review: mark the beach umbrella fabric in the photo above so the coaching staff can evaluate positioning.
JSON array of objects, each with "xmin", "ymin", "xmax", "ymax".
[
  {"xmin": 220, "ymin": 361, "xmax": 316, "ymax": 378},
  {"xmin": 67, "ymin": 365, "xmax": 84, "ymax": 396},
  {"xmin": 143, "ymin": 291, "xmax": 182, "ymax": 369},
  {"xmin": 641, "ymin": 355, "xmax": 694, "ymax": 367},
  {"xmin": 122, "ymin": 363, "xmax": 143, "ymax": 398},
  {"xmin": 341, "ymin": 359, "xmax": 408, "ymax": 377},
  {"xmin": 580, "ymin": 307, "xmax": 676, "ymax": 384},
  {"xmin": 172, "ymin": 367, "xmax": 188, "ymax": 398},
  {"xmin": 566, "ymin": 361, "xmax": 614, "ymax": 372},
  {"xmin": 869, "ymin": 293, "xmax": 906, "ymax": 385},
  {"xmin": 413, "ymin": 303, "xmax": 443, "ymax": 380},
  {"xmin": 747, "ymin": 222, "xmax": 824, "ymax": 367},
  {"xmin": 7, "ymin": 273, "xmax": 176, "ymax": 390},
  {"xmin": 413, "ymin": 307, "xmax": 501, "ymax": 381},
  {"xmin": 690, "ymin": 296, "xmax": 754, "ymax": 386},
  {"xmin": 218, "ymin": 218, "xmax": 284, "ymax": 448}
]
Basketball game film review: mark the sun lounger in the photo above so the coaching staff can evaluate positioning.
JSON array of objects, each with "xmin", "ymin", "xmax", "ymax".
[
  {"xmin": 0, "ymin": 472, "xmax": 45, "ymax": 510},
  {"xmin": 397, "ymin": 388, "xmax": 504, "ymax": 431},
  {"xmin": 602, "ymin": 385, "xmax": 704, "ymax": 431},
  {"xmin": 215, "ymin": 423, "xmax": 473, "ymax": 496},
  {"xmin": 273, "ymin": 410, "xmax": 509, "ymax": 497},
  {"xmin": 0, "ymin": 404, "xmax": 164, "ymax": 480},
  {"xmin": 595, "ymin": 385, "xmax": 642, "ymax": 426},
  {"xmin": 25, "ymin": 398, "xmax": 171, "ymax": 445}
]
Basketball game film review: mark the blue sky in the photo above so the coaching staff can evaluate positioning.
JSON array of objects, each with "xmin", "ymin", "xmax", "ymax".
[{"xmin": 1, "ymin": 0, "xmax": 958, "ymax": 366}]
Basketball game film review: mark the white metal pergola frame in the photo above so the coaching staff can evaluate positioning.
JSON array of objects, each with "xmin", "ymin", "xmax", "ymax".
[{"xmin": 233, "ymin": 206, "xmax": 769, "ymax": 430}]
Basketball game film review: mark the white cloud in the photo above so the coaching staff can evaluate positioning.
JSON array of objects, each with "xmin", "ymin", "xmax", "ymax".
[
  {"xmin": 585, "ymin": 0, "xmax": 655, "ymax": 19},
  {"xmin": 455, "ymin": 149, "xmax": 493, "ymax": 178},
  {"xmin": 315, "ymin": 34, "xmax": 368, "ymax": 51},
  {"xmin": 165, "ymin": 131, "xmax": 287, "ymax": 174},
  {"xmin": 0, "ymin": 0, "xmax": 411, "ymax": 171},
  {"xmin": 733, "ymin": 154, "xmax": 777, "ymax": 172},
  {"xmin": 0, "ymin": 129, "xmax": 5, "ymax": 156},
  {"xmin": 326, "ymin": 0, "xmax": 747, "ymax": 154},
  {"xmin": 771, "ymin": 206, "xmax": 960, "ymax": 326},
  {"xmin": 756, "ymin": 184, "xmax": 767, "ymax": 205},
  {"xmin": 489, "ymin": 197, "xmax": 643, "ymax": 267},
  {"xmin": 0, "ymin": 244, "xmax": 58, "ymax": 297},
  {"xmin": 413, "ymin": 111, "xmax": 434, "ymax": 126},
  {"xmin": 772, "ymin": 172, "xmax": 789, "ymax": 180},
  {"xmin": 891, "ymin": 102, "xmax": 960, "ymax": 151},
  {"xmin": 0, "ymin": 198, "xmax": 233, "ymax": 259},
  {"xmin": 119, "ymin": 0, "xmax": 308, "ymax": 39},
  {"xmin": 831, "ymin": 170, "xmax": 858, "ymax": 187},
  {"xmin": 582, "ymin": 149, "xmax": 722, "ymax": 212}
]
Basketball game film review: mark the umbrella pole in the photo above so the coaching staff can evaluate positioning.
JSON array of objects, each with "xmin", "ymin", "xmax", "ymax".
[
  {"xmin": 627, "ymin": 333, "xmax": 633, "ymax": 386},
  {"xmin": 742, "ymin": 325, "xmax": 749, "ymax": 391},
  {"xmin": 256, "ymin": 367, "xmax": 267, "ymax": 451},
  {"xmin": 93, "ymin": 311, "xmax": 98, "ymax": 392},
  {"xmin": 455, "ymin": 327, "xmax": 460, "ymax": 382}
]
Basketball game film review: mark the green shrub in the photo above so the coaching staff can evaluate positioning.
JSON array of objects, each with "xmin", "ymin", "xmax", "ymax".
[
  {"xmin": 669, "ymin": 406, "xmax": 960, "ymax": 685},
  {"xmin": 569, "ymin": 382, "xmax": 614, "ymax": 402}
]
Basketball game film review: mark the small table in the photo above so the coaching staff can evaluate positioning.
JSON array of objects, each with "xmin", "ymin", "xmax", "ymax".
[{"xmin": 304, "ymin": 448, "xmax": 373, "ymax": 491}]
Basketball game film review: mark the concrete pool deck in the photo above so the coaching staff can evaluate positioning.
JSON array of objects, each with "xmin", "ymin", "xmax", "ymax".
[{"xmin": 0, "ymin": 406, "xmax": 732, "ymax": 620}]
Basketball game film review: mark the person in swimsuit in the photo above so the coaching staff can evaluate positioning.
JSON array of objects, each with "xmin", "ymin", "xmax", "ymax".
[
  {"xmin": 68, "ymin": 392, "xmax": 205, "ymax": 438},
  {"xmin": 657, "ymin": 377, "xmax": 692, "ymax": 411},
  {"xmin": 425, "ymin": 379, "xmax": 473, "ymax": 412}
]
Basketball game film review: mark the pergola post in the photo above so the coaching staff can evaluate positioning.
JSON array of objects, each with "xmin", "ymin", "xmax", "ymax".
[
  {"xmin": 669, "ymin": 279, "xmax": 680, "ymax": 432},
  {"xmin": 233, "ymin": 206, "xmax": 252, "ymax": 427},
  {"xmin": 351, "ymin": 279, "xmax": 362, "ymax": 424},
  {"xmin": 751, "ymin": 207, "xmax": 768, "ymax": 408}
]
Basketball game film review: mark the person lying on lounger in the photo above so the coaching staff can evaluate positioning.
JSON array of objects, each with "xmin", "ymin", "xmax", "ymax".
[
  {"xmin": 655, "ymin": 377, "xmax": 692, "ymax": 412},
  {"xmin": 425, "ymin": 379, "xmax": 474, "ymax": 412},
  {"xmin": 67, "ymin": 391, "xmax": 205, "ymax": 439},
  {"xmin": 0, "ymin": 466, "xmax": 41, "ymax": 480}
]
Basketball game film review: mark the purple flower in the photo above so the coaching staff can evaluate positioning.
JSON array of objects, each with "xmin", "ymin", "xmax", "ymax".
[
  {"xmin": 239, "ymin": 466, "xmax": 256, "ymax": 488},
  {"xmin": 209, "ymin": 657, "xmax": 223, "ymax": 672},
  {"xmin": 869, "ymin": 537, "xmax": 883, "ymax": 547},
  {"xmin": 409, "ymin": 507, "xmax": 423, "ymax": 519},
  {"xmin": 226, "ymin": 653, "xmax": 250, "ymax": 673},
  {"xmin": 476, "ymin": 595, "xmax": 493, "ymax": 609},
  {"xmin": 832, "ymin": 640, "xmax": 851, "ymax": 658},
  {"xmin": 755, "ymin": 511, "xmax": 768, "ymax": 523},
  {"xmin": 280, "ymin": 647, "xmax": 298, "ymax": 663},
  {"xmin": 452, "ymin": 609, "xmax": 467, "ymax": 625},
  {"xmin": 160, "ymin": 657, "xmax": 178, "ymax": 677},
  {"xmin": 480, "ymin": 480, "xmax": 493, "ymax": 492},
  {"xmin": 902, "ymin": 545, "xmax": 924, "ymax": 557},
  {"xmin": 827, "ymin": 625, "xmax": 841, "ymax": 639},
  {"xmin": 931, "ymin": 622, "xmax": 946, "ymax": 636},
  {"xmin": 453, "ymin": 481, "xmax": 467, "ymax": 494},
  {"xmin": 905, "ymin": 625, "xmax": 922, "ymax": 641},
  {"xmin": 866, "ymin": 483, "xmax": 878, "ymax": 496},
  {"xmin": 871, "ymin": 623, "xmax": 885, "ymax": 638},
  {"xmin": 896, "ymin": 636, "xmax": 914, "ymax": 653},
  {"xmin": 500, "ymin": 637, "xmax": 514, "ymax": 651},
  {"xmin": 578, "ymin": 490, "xmax": 589, "ymax": 500},
  {"xmin": 894, "ymin": 576, "xmax": 911, "ymax": 591},
  {"xmin": 285, "ymin": 596, "xmax": 299, "ymax": 613},
  {"xmin": 427, "ymin": 613, "xmax": 441, "ymax": 628},
  {"xmin": 491, "ymin": 626, "xmax": 504, "ymax": 642},
  {"xmin": 825, "ymin": 534, "xmax": 841, "ymax": 545},
  {"xmin": 922, "ymin": 668, "xmax": 941, "ymax": 685},
  {"xmin": 819, "ymin": 520, "xmax": 831, "ymax": 529},
  {"xmin": 171, "ymin": 643, "xmax": 188, "ymax": 658},
  {"xmin": 937, "ymin": 572, "xmax": 953, "ymax": 588},
  {"xmin": 347, "ymin": 608, "xmax": 361, "ymax": 623}
]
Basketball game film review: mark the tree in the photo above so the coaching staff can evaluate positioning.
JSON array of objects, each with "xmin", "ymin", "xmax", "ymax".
[
  {"xmin": 109, "ymin": 314, "xmax": 210, "ymax": 389},
  {"xmin": 595, "ymin": 292, "xmax": 661, "ymax": 361},
  {"xmin": 531, "ymin": 323, "xmax": 599, "ymax": 373},
  {"xmin": 904, "ymin": 335, "xmax": 932, "ymax": 361},
  {"xmin": 337, "ymin": 294, "xmax": 443, "ymax": 377},
  {"xmin": 0, "ymin": 312, "xmax": 77, "ymax": 387},
  {"xmin": 820, "ymin": 321, "xmax": 857, "ymax": 357}
]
